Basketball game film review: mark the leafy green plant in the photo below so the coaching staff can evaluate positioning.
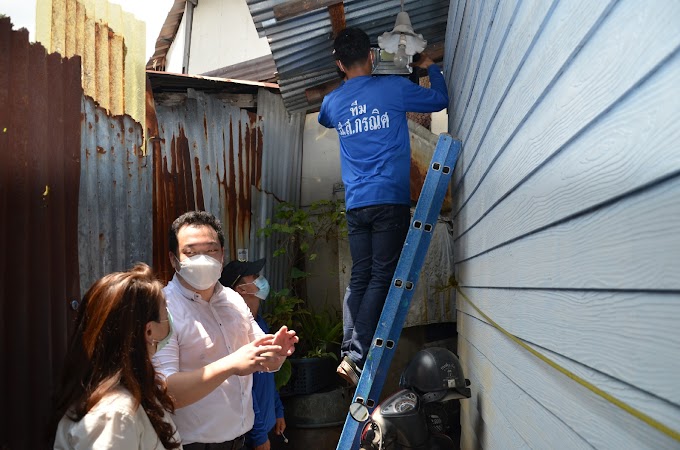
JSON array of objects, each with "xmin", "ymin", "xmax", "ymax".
[
  {"xmin": 258, "ymin": 200, "xmax": 347, "ymax": 389},
  {"xmin": 298, "ymin": 310, "xmax": 343, "ymax": 360},
  {"xmin": 274, "ymin": 359, "xmax": 292, "ymax": 390},
  {"xmin": 259, "ymin": 199, "xmax": 347, "ymax": 268},
  {"xmin": 262, "ymin": 288, "xmax": 342, "ymax": 359}
]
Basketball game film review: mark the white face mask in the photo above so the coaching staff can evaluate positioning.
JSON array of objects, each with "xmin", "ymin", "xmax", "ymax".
[{"xmin": 175, "ymin": 254, "xmax": 222, "ymax": 290}]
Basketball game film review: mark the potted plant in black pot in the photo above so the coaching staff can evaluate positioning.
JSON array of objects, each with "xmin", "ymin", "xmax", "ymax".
[{"xmin": 264, "ymin": 294, "xmax": 343, "ymax": 396}]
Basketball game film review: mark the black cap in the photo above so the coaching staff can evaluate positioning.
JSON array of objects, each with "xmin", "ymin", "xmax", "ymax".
[{"xmin": 220, "ymin": 258, "xmax": 266, "ymax": 288}]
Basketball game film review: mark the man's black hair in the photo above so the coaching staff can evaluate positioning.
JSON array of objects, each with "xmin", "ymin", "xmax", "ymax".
[
  {"xmin": 334, "ymin": 27, "xmax": 371, "ymax": 68},
  {"xmin": 168, "ymin": 211, "xmax": 225, "ymax": 255}
]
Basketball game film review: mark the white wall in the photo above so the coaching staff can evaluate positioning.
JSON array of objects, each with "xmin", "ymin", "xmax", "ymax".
[
  {"xmin": 184, "ymin": 0, "xmax": 271, "ymax": 74},
  {"xmin": 301, "ymin": 113, "xmax": 343, "ymax": 205},
  {"xmin": 445, "ymin": 0, "xmax": 680, "ymax": 448},
  {"xmin": 165, "ymin": 10, "xmax": 186, "ymax": 73},
  {"xmin": 431, "ymin": 109, "xmax": 448, "ymax": 135}
]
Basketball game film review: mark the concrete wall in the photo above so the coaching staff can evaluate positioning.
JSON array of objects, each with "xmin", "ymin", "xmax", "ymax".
[
  {"xmin": 444, "ymin": 0, "xmax": 680, "ymax": 448},
  {"xmin": 302, "ymin": 113, "xmax": 458, "ymax": 327}
]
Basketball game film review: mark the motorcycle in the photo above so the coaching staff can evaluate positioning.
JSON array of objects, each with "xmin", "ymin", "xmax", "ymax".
[{"xmin": 348, "ymin": 347, "xmax": 471, "ymax": 450}]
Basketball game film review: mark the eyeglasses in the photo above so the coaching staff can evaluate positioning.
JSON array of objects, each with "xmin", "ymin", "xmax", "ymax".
[{"xmin": 156, "ymin": 306, "xmax": 171, "ymax": 324}]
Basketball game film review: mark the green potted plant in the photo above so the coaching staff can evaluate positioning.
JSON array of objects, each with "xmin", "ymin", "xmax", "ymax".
[{"xmin": 258, "ymin": 200, "xmax": 346, "ymax": 396}]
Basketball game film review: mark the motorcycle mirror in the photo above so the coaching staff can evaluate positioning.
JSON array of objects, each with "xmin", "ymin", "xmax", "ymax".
[{"xmin": 349, "ymin": 402, "xmax": 370, "ymax": 422}]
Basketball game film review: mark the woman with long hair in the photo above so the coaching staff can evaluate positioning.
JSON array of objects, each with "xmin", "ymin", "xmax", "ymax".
[{"xmin": 51, "ymin": 263, "xmax": 181, "ymax": 449}]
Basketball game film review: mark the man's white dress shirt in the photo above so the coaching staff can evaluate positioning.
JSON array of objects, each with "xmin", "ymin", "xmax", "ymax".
[{"xmin": 154, "ymin": 276, "xmax": 264, "ymax": 445}]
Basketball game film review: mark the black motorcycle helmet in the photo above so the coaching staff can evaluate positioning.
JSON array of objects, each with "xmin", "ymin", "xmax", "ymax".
[{"xmin": 399, "ymin": 347, "xmax": 471, "ymax": 403}]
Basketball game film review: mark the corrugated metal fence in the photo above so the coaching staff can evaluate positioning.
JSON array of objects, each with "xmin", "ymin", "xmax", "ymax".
[
  {"xmin": 2, "ymin": 17, "xmax": 304, "ymax": 450},
  {"xmin": 0, "ymin": 19, "xmax": 83, "ymax": 450},
  {"xmin": 36, "ymin": 0, "xmax": 146, "ymax": 140},
  {"xmin": 150, "ymin": 87, "xmax": 304, "ymax": 289},
  {"xmin": 78, "ymin": 96, "xmax": 149, "ymax": 295}
]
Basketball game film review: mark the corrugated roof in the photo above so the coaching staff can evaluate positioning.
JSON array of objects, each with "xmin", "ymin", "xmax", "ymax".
[
  {"xmin": 246, "ymin": 0, "xmax": 450, "ymax": 113},
  {"xmin": 147, "ymin": 70, "xmax": 279, "ymax": 94},
  {"xmin": 201, "ymin": 54, "xmax": 279, "ymax": 83},
  {"xmin": 0, "ymin": 20, "xmax": 82, "ymax": 450}
]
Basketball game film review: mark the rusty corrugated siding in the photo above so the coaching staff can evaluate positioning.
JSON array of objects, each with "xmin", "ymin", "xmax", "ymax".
[
  {"xmin": 252, "ymin": 89, "xmax": 305, "ymax": 291},
  {"xmin": 149, "ymin": 85, "xmax": 304, "ymax": 289},
  {"xmin": 36, "ymin": 0, "xmax": 146, "ymax": 150},
  {"xmin": 78, "ymin": 95, "xmax": 150, "ymax": 295},
  {"xmin": 0, "ymin": 19, "xmax": 82, "ymax": 450},
  {"xmin": 409, "ymin": 120, "xmax": 453, "ymax": 212},
  {"xmin": 151, "ymin": 88, "xmax": 265, "ymax": 282}
]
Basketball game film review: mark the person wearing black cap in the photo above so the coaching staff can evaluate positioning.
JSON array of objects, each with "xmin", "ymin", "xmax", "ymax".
[{"xmin": 221, "ymin": 259, "xmax": 286, "ymax": 450}]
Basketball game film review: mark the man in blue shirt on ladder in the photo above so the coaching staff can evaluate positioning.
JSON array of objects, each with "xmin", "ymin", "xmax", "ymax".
[{"xmin": 318, "ymin": 27, "xmax": 449, "ymax": 386}]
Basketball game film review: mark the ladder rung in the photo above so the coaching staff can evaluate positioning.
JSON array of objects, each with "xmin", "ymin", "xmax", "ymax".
[{"xmin": 336, "ymin": 134, "xmax": 462, "ymax": 449}]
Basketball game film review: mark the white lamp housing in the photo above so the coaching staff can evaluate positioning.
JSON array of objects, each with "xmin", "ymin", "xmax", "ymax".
[{"xmin": 378, "ymin": 11, "xmax": 427, "ymax": 68}]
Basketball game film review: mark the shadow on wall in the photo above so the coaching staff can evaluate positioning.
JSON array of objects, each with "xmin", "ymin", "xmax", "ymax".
[{"xmin": 473, "ymin": 391, "xmax": 484, "ymax": 450}]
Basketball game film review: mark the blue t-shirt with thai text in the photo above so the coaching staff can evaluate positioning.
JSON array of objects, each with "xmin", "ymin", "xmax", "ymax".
[{"xmin": 318, "ymin": 65, "xmax": 448, "ymax": 210}]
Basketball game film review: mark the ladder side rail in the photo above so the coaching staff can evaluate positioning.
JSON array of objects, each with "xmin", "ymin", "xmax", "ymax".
[{"xmin": 336, "ymin": 135, "xmax": 461, "ymax": 449}]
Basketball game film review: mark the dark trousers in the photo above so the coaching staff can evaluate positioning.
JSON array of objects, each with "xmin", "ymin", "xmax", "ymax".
[
  {"xmin": 343, "ymin": 204, "xmax": 410, "ymax": 368},
  {"xmin": 183, "ymin": 435, "xmax": 245, "ymax": 450}
]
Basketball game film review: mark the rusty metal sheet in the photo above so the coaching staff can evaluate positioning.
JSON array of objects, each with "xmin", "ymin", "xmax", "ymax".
[
  {"xmin": 409, "ymin": 120, "xmax": 453, "ymax": 212},
  {"xmin": 150, "ymin": 85, "xmax": 304, "ymax": 289},
  {"xmin": 152, "ymin": 88, "xmax": 264, "ymax": 282},
  {"xmin": 78, "ymin": 95, "xmax": 150, "ymax": 295},
  {"xmin": 0, "ymin": 19, "xmax": 82, "ymax": 450}
]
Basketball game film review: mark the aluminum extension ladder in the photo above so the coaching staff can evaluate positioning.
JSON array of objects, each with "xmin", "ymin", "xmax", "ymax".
[{"xmin": 336, "ymin": 133, "xmax": 462, "ymax": 450}]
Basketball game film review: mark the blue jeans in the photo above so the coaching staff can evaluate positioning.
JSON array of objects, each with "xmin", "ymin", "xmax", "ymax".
[{"xmin": 343, "ymin": 204, "xmax": 410, "ymax": 369}]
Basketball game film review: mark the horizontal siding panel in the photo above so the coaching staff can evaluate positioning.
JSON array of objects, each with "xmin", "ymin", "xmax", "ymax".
[
  {"xmin": 442, "ymin": 0, "xmax": 465, "ymax": 87},
  {"xmin": 457, "ymin": 175, "xmax": 680, "ymax": 290},
  {"xmin": 453, "ymin": 0, "xmax": 680, "ymax": 233},
  {"xmin": 459, "ymin": 336, "xmax": 592, "ymax": 449},
  {"xmin": 458, "ymin": 347, "xmax": 531, "ymax": 450},
  {"xmin": 453, "ymin": 0, "xmax": 617, "ymax": 201},
  {"xmin": 453, "ymin": 0, "xmax": 519, "ymax": 139},
  {"xmin": 455, "ymin": 51, "xmax": 680, "ymax": 261},
  {"xmin": 448, "ymin": 0, "xmax": 484, "ymax": 112},
  {"xmin": 460, "ymin": 420, "xmax": 482, "ymax": 450},
  {"xmin": 447, "ymin": 0, "xmax": 680, "ymax": 448},
  {"xmin": 450, "ymin": 0, "xmax": 499, "ymax": 131},
  {"xmin": 449, "ymin": 0, "xmax": 558, "ymax": 177},
  {"xmin": 457, "ymin": 288, "xmax": 680, "ymax": 405},
  {"xmin": 458, "ymin": 313, "xmax": 680, "ymax": 449}
]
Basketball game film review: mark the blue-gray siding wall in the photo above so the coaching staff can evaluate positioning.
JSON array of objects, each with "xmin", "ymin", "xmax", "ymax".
[{"xmin": 444, "ymin": 0, "xmax": 680, "ymax": 448}]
